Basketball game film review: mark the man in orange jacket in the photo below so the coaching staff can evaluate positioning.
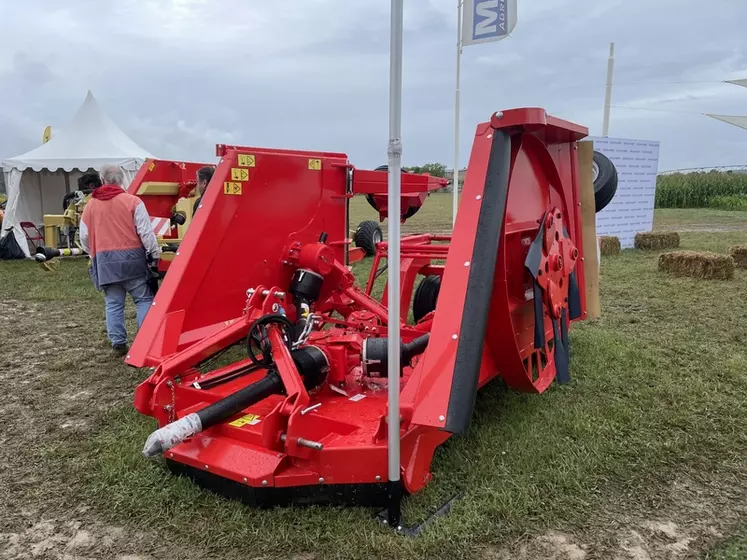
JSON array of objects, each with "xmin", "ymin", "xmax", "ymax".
[{"xmin": 80, "ymin": 164, "xmax": 161, "ymax": 356}]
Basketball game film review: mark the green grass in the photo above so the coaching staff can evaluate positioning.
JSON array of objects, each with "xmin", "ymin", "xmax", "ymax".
[
  {"xmin": 3, "ymin": 207, "xmax": 747, "ymax": 559},
  {"xmin": 653, "ymin": 208, "xmax": 747, "ymax": 231},
  {"xmin": 707, "ymin": 532, "xmax": 747, "ymax": 559},
  {"xmin": 349, "ymin": 192, "xmax": 456, "ymax": 235}
]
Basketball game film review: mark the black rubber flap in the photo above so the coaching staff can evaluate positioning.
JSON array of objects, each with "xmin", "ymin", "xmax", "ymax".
[
  {"xmin": 531, "ymin": 279, "xmax": 546, "ymax": 349},
  {"xmin": 561, "ymin": 226, "xmax": 582, "ymax": 321},
  {"xmin": 444, "ymin": 130, "xmax": 511, "ymax": 435},
  {"xmin": 525, "ymin": 213, "xmax": 548, "ymax": 350},
  {"xmin": 552, "ymin": 309, "xmax": 570, "ymax": 385},
  {"xmin": 568, "ymin": 270, "xmax": 582, "ymax": 320}
]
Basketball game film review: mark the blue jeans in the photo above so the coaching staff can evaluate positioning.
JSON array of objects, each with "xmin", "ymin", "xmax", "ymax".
[{"xmin": 103, "ymin": 276, "xmax": 154, "ymax": 347}]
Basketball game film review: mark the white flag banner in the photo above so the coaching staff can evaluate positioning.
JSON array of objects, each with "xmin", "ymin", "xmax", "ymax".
[
  {"xmin": 706, "ymin": 114, "xmax": 747, "ymax": 131},
  {"xmin": 725, "ymin": 79, "xmax": 747, "ymax": 89},
  {"xmin": 462, "ymin": 0, "xmax": 517, "ymax": 47}
]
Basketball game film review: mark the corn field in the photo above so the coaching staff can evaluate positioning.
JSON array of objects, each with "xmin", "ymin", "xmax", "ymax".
[{"xmin": 656, "ymin": 171, "xmax": 747, "ymax": 209}]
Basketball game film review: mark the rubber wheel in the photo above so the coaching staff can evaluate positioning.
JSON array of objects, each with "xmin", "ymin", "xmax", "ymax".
[
  {"xmin": 354, "ymin": 220, "xmax": 383, "ymax": 256},
  {"xmin": 592, "ymin": 151, "xmax": 618, "ymax": 212},
  {"xmin": 365, "ymin": 165, "xmax": 421, "ymax": 220},
  {"xmin": 413, "ymin": 275, "xmax": 441, "ymax": 322}
]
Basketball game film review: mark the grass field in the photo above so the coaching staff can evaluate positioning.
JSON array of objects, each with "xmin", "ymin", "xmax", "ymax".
[{"xmin": 1, "ymin": 204, "xmax": 747, "ymax": 559}]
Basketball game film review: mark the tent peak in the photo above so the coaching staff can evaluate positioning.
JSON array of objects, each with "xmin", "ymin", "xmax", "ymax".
[{"xmin": 2, "ymin": 90, "xmax": 155, "ymax": 172}]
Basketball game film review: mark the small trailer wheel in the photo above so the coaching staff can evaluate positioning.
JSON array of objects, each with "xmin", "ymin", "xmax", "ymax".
[
  {"xmin": 593, "ymin": 151, "xmax": 618, "ymax": 213},
  {"xmin": 354, "ymin": 220, "xmax": 383, "ymax": 256},
  {"xmin": 413, "ymin": 275, "xmax": 441, "ymax": 322}
]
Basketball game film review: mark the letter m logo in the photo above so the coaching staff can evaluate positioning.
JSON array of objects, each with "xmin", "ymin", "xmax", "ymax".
[{"xmin": 472, "ymin": 0, "xmax": 507, "ymax": 41}]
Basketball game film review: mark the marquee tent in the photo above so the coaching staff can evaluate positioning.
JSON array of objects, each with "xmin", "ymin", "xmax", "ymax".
[{"xmin": 1, "ymin": 91, "xmax": 154, "ymax": 257}]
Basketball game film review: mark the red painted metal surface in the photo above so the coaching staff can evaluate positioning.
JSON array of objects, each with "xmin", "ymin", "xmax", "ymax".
[
  {"xmin": 131, "ymin": 108, "xmax": 590, "ymax": 501},
  {"xmin": 126, "ymin": 148, "xmax": 443, "ymax": 368},
  {"xmin": 126, "ymin": 158, "xmax": 207, "ymax": 237}
]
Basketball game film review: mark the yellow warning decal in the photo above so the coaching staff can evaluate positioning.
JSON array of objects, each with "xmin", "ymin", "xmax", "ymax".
[
  {"xmin": 308, "ymin": 158, "xmax": 322, "ymax": 170},
  {"xmin": 238, "ymin": 154, "xmax": 256, "ymax": 167},
  {"xmin": 223, "ymin": 182, "xmax": 242, "ymax": 195},
  {"xmin": 231, "ymin": 167, "xmax": 249, "ymax": 181},
  {"xmin": 148, "ymin": 162, "xmax": 156, "ymax": 172},
  {"xmin": 229, "ymin": 413, "xmax": 261, "ymax": 427}
]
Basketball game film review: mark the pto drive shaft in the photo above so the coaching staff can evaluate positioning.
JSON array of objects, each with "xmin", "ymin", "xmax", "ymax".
[
  {"xmin": 142, "ymin": 345, "xmax": 328, "ymax": 458},
  {"xmin": 142, "ymin": 372, "xmax": 282, "ymax": 458}
]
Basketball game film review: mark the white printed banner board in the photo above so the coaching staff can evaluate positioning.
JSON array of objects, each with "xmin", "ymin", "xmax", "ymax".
[{"xmin": 587, "ymin": 136, "xmax": 661, "ymax": 248}]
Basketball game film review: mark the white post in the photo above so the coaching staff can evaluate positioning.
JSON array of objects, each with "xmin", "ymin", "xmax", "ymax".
[
  {"xmin": 386, "ymin": 0, "xmax": 404, "ymax": 528},
  {"xmin": 452, "ymin": 0, "xmax": 463, "ymax": 226},
  {"xmin": 602, "ymin": 42, "xmax": 615, "ymax": 136}
]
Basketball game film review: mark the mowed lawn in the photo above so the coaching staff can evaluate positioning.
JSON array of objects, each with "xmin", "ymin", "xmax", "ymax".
[{"xmin": 1, "ymin": 201, "xmax": 747, "ymax": 559}]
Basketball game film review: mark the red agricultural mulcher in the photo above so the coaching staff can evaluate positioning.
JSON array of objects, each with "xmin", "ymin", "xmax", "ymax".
[{"xmin": 129, "ymin": 108, "xmax": 598, "ymax": 523}]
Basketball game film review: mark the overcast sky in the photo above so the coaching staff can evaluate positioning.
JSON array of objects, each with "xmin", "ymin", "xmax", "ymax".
[{"xmin": 1, "ymin": 0, "xmax": 746, "ymax": 172}]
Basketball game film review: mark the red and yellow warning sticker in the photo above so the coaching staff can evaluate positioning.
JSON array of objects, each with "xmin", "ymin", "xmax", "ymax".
[{"xmin": 228, "ymin": 413, "xmax": 261, "ymax": 427}]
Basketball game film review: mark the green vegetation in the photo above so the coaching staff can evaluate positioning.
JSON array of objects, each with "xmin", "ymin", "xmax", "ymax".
[
  {"xmin": 656, "ymin": 171, "xmax": 747, "ymax": 209},
  {"xmin": 406, "ymin": 162, "xmax": 447, "ymax": 178},
  {"xmin": 708, "ymin": 194, "xmax": 747, "ymax": 211}
]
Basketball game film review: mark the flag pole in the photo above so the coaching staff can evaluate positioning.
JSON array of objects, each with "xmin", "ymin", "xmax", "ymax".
[
  {"xmin": 386, "ymin": 0, "xmax": 404, "ymax": 530},
  {"xmin": 602, "ymin": 42, "xmax": 615, "ymax": 136},
  {"xmin": 453, "ymin": 0, "xmax": 463, "ymax": 226}
]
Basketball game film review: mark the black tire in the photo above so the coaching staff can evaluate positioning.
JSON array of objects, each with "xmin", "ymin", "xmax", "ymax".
[
  {"xmin": 62, "ymin": 192, "xmax": 77, "ymax": 211},
  {"xmin": 413, "ymin": 275, "xmax": 441, "ymax": 322},
  {"xmin": 365, "ymin": 165, "xmax": 421, "ymax": 220},
  {"xmin": 354, "ymin": 220, "xmax": 382, "ymax": 256},
  {"xmin": 593, "ymin": 151, "xmax": 618, "ymax": 213}
]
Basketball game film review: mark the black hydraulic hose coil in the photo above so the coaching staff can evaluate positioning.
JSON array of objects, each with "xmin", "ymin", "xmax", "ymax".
[{"xmin": 246, "ymin": 314, "xmax": 295, "ymax": 367}]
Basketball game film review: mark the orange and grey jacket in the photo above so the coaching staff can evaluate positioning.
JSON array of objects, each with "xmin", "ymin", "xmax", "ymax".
[{"xmin": 80, "ymin": 189, "xmax": 160, "ymax": 290}]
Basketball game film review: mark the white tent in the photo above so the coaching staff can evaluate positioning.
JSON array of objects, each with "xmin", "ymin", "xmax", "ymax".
[{"xmin": 1, "ymin": 90, "xmax": 154, "ymax": 257}]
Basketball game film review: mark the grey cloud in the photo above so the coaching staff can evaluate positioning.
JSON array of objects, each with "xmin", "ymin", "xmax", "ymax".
[{"xmin": 1, "ymin": 0, "xmax": 747, "ymax": 172}]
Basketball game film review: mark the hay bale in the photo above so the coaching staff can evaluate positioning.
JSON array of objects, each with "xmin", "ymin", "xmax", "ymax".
[
  {"xmin": 730, "ymin": 245, "xmax": 747, "ymax": 268},
  {"xmin": 635, "ymin": 231, "xmax": 680, "ymax": 250},
  {"xmin": 599, "ymin": 236, "xmax": 621, "ymax": 256},
  {"xmin": 658, "ymin": 251, "xmax": 734, "ymax": 280}
]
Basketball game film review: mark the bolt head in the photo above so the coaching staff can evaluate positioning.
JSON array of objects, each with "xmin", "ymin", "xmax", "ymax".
[
  {"xmin": 126, "ymin": 355, "xmax": 131, "ymax": 359},
  {"xmin": 319, "ymin": 477, "xmax": 324, "ymax": 484},
  {"xmin": 204, "ymin": 464, "xmax": 209, "ymax": 470},
  {"xmin": 261, "ymin": 480, "xmax": 268, "ymax": 486},
  {"xmin": 464, "ymin": 261, "xmax": 470, "ymax": 267},
  {"xmin": 494, "ymin": 111, "xmax": 504, "ymax": 119},
  {"xmin": 375, "ymin": 475, "xmax": 381, "ymax": 481},
  {"xmin": 168, "ymin": 453, "xmax": 174, "ymax": 458},
  {"xmin": 439, "ymin": 415, "xmax": 445, "ymax": 422},
  {"xmin": 451, "ymin": 334, "xmax": 458, "ymax": 340},
  {"xmin": 476, "ymin": 195, "xmax": 482, "ymax": 200},
  {"xmin": 243, "ymin": 477, "xmax": 248, "ymax": 483},
  {"xmin": 487, "ymin": 133, "xmax": 493, "ymax": 139}
]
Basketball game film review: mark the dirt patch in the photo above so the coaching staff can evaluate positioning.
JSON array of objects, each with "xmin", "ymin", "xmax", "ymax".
[
  {"xmin": 483, "ymin": 474, "xmax": 747, "ymax": 559},
  {"xmin": 0, "ymin": 512, "xmax": 148, "ymax": 560}
]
